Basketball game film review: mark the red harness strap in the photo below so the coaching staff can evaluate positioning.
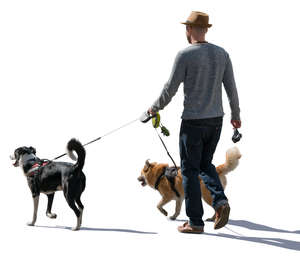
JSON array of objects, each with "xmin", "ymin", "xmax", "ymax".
[{"xmin": 27, "ymin": 162, "xmax": 49, "ymax": 177}]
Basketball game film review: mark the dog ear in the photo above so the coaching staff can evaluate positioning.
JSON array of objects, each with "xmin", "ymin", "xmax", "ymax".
[
  {"xmin": 29, "ymin": 147, "xmax": 36, "ymax": 154},
  {"xmin": 143, "ymin": 159, "xmax": 151, "ymax": 172},
  {"xmin": 145, "ymin": 159, "xmax": 150, "ymax": 166},
  {"xmin": 14, "ymin": 149, "xmax": 20, "ymax": 160}
]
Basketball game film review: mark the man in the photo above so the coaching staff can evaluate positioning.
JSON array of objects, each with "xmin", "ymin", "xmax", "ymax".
[{"xmin": 148, "ymin": 11, "xmax": 241, "ymax": 234}]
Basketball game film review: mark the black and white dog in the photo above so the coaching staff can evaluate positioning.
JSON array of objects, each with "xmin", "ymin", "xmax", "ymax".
[{"xmin": 10, "ymin": 138, "xmax": 86, "ymax": 231}]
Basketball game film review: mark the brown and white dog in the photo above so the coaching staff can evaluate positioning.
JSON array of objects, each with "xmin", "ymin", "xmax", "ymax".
[{"xmin": 137, "ymin": 147, "xmax": 241, "ymax": 220}]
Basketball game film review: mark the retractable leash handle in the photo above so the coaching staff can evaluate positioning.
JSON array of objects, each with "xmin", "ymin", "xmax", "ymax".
[
  {"xmin": 232, "ymin": 128, "xmax": 242, "ymax": 143},
  {"xmin": 139, "ymin": 111, "xmax": 157, "ymax": 123}
]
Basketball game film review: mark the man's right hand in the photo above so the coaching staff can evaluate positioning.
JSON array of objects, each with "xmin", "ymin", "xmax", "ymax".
[
  {"xmin": 148, "ymin": 108, "xmax": 157, "ymax": 116},
  {"xmin": 231, "ymin": 120, "xmax": 241, "ymax": 128}
]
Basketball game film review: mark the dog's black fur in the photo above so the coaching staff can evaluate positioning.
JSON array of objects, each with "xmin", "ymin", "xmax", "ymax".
[{"xmin": 10, "ymin": 138, "xmax": 86, "ymax": 230}]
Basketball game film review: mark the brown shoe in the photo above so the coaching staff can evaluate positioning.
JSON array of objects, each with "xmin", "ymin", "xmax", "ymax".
[
  {"xmin": 214, "ymin": 203, "xmax": 230, "ymax": 230},
  {"xmin": 178, "ymin": 222, "xmax": 204, "ymax": 234}
]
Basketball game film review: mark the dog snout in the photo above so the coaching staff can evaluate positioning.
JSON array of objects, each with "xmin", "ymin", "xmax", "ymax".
[
  {"xmin": 137, "ymin": 175, "xmax": 147, "ymax": 187},
  {"xmin": 10, "ymin": 154, "xmax": 16, "ymax": 160}
]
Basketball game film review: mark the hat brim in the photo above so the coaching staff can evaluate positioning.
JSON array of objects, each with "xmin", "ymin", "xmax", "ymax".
[{"xmin": 181, "ymin": 22, "xmax": 212, "ymax": 28}]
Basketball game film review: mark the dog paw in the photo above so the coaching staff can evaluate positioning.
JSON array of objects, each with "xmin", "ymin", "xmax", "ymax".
[
  {"xmin": 169, "ymin": 215, "xmax": 177, "ymax": 220},
  {"xmin": 27, "ymin": 222, "xmax": 35, "ymax": 226},
  {"xmin": 72, "ymin": 226, "xmax": 80, "ymax": 231},
  {"xmin": 205, "ymin": 214, "xmax": 216, "ymax": 222},
  {"xmin": 205, "ymin": 216, "xmax": 216, "ymax": 222},
  {"xmin": 158, "ymin": 207, "xmax": 168, "ymax": 216},
  {"xmin": 162, "ymin": 210, "xmax": 168, "ymax": 216},
  {"xmin": 46, "ymin": 213, "xmax": 57, "ymax": 219}
]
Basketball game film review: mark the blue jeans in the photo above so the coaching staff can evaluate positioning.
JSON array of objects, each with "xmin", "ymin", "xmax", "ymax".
[{"xmin": 179, "ymin": 117, "xmax": 228, "ymax": 227}]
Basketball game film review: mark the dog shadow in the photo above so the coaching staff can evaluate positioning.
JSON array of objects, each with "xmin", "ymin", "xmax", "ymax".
[
  {"xmin": 35, "ymin": 225, "xmax": 157, "ymax": 235},
  {"xmin": 204, "ymin": 219, "xmax": 300, "ymax": 251}
]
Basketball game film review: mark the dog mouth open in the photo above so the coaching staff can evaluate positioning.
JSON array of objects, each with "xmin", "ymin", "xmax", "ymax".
[
  {"xmin": 137, "ymin": 176, "xmax": 147, "ymax": 187},
  {"xmin": 10, "ymin": 154, "xmax": 19, "ymax": 167}
]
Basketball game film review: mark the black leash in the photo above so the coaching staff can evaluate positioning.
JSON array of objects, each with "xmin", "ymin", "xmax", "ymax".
[
  {"xmin": 52, "ymin": 118, "xmax": 139, "ymax": 161},
  {"xmin": 154, "ymin": 128, "xmax": 178, "ymax": 169},
  {"xmin": 141, "ymin": 111, "xmax": 178, "ymax": 170}
]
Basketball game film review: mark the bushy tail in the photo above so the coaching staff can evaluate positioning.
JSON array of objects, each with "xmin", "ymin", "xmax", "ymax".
[
  {"xmin": 216, "ymin": 147, "xmax": 241, "ymax": 176},
  {"xmin": 67, "ymin": 138, "xmax": 86, "ymax": 171}
]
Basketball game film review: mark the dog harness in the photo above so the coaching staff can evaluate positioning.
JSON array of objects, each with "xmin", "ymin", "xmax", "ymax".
[
  {"xmin": 27, "ymin": 161, "xmax": 50, "ymax": 177},
  {"xmin": 154, "ymin": 167, "xmax": 180, "ymax": 198}
]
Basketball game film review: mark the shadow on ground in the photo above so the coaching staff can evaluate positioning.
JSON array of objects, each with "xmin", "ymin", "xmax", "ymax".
[
  {"xmin": 35, "ymin": 219, "xmax": 300, "ymax": 251},
  {"xmin": 35, "ymin": 225, "xmax": 157, "ymax": 234},
  {"xmin": 204, "ymin": 219, "xmax": 300, "ymax": 251},
  {"xmin": 228, "ymin": 219, "xmax": 300, "ymax": 234}
]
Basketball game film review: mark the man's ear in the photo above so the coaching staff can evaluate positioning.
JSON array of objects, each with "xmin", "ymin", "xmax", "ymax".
[{"xmin": 29, "ymin": 147, "xmax": 36, "ymax": 154}]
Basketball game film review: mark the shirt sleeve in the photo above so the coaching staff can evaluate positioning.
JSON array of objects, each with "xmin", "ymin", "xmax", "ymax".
[
  {"xmin": 223, "ymin": 54, "xmax": 240, "ymax": 120},
  {"xmin": 151, "ymin": 51, "xmax": 186, "ymax": 112}
]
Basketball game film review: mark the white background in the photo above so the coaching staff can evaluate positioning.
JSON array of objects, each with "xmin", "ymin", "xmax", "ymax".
[{"xmin": 1, "ymin": 0, "xmax": 300, "ymax": 256}]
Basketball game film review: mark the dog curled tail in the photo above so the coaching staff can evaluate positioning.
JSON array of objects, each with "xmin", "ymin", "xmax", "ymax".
[
  {"xmin": 67, "ymin": 138, "xmax": 86, "ymax": 171},
  {"xmin": 216, "ymin": 146, "xmax": 241, "ymax": 177}
]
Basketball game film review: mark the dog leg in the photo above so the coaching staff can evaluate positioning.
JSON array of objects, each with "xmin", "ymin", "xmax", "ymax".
[
  {"xmin": 65, "ymin": 197, "xmax": 81, "ymax": 231},
  {"xmin": 78, "ymin": 208, "xmax": 83, "ymax": 228},
  {"xmin": 27, "ymin": 196, "xmax": 39, "ymax": 226},
  {"xmin": 73, "ymin": 215, "xmax": 81, "ymax": 231},
  {"xmin": 46, "ymin": 193, "xmax": 57, "ymax": 219},
  {"xmin": 157, "ymin": 197, "xmax": 170, "ymax": 217},
  {"xmin": 76, "ymin": 198, "xmax": 84, "ymax": 227},
  {"xmin": 170, "ymin": 198, "xmax": 183, "ymax": 220}
]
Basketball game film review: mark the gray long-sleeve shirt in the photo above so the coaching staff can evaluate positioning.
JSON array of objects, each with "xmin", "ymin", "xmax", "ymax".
[{"xmin": 151, "ymin": 43, "xmax": 240, "ymax": 120}]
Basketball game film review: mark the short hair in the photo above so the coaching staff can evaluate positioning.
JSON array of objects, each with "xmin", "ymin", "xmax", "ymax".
[
  {"xmin": 186, "ymin": 25, "xmax": 208, "ymax": 34},
  {"xmin": 193, "ymin": 26, "xmax": 208, "ymax": 34}
]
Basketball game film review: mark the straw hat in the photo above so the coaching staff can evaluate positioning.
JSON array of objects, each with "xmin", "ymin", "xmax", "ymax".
[{"xmin": 181, "ymin": 11, "xmax": 212, "ymax": 28}]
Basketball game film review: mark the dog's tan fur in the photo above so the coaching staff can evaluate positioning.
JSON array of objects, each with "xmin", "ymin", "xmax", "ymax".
[{"xmin": 138, "ymin": 147, "xmax": 241, "ymax": 220}]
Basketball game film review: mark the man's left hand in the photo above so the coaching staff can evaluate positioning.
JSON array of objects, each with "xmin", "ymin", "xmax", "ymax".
[{"xmin": 231, "ymin": 120, "xmax": 241, "ymax": 128}]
